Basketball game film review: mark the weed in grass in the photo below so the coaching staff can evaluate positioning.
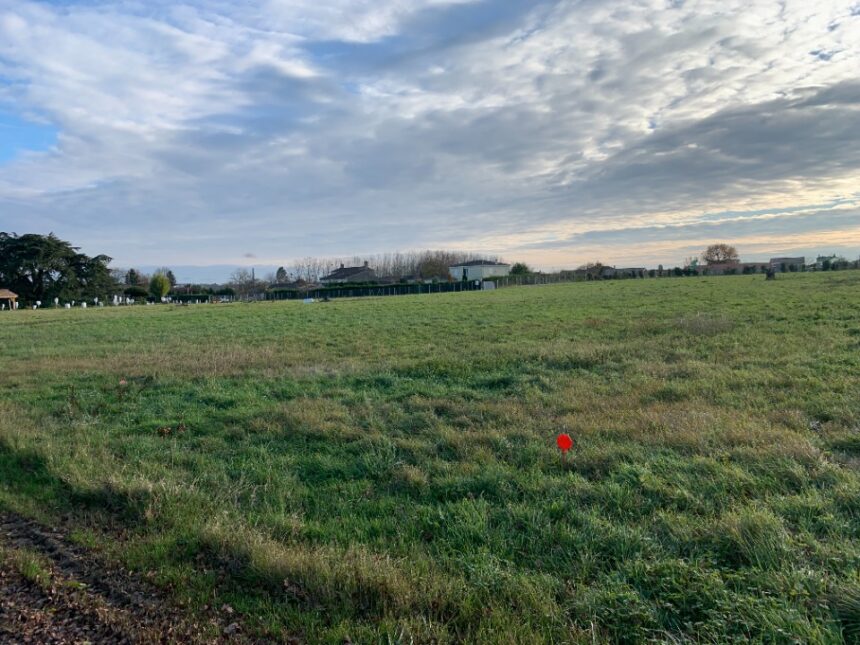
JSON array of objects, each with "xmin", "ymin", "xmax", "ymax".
[
  {"xmin": 2, "ymin": 546, "xmax": 54, "ymax": 588},
  {"xmin": 715, "ymin": 506, "xmax": 790, "ymax": 569}
]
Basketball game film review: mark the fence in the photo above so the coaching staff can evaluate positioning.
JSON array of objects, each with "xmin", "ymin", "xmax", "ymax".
[{"xmin": 266, "ymin": 280, "xmax": 484, "ymax": 301}]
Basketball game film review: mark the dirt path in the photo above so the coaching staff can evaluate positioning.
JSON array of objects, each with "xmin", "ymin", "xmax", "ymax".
[{"xmin": 0, "ymin": 512, "xmax": 253, "ymax": 644}]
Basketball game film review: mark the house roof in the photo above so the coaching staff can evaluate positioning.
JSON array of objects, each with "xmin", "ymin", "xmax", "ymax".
[
  {"xmin": 0, "ymin": 289, "xmax": 18, "ymax": 299},
  {"xmin": 769, "ymin": 257, "xmax": 805, "ymax": 263},
  {"xmin": 321, "ymin": 265, "xmax": 376, "ymax": 280},
  {"xmin": 448, "ymin": 260, "xmax": 510, "ymax": 267}
]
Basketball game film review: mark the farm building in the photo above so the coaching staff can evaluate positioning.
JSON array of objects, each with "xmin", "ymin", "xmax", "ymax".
[
  {"xmin": 0, "ymin": 288, "xmax": 18, "ymax": 310},
  {"xmin": 448, "ymin": 260, "xmax": 511, "ymax": 281},
  {"xmin": 599, "ymin": 266, "xmax": 645, "ymax": 278},
  {"xmin": 769, "ymin": 257, "xmax": 805, "ymax": 272},
  {"xmin": 320, "ymin": 262, "xmax": 378, "ymax": 284}
]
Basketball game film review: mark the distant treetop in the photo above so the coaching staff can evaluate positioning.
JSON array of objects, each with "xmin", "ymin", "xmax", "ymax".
[{"xmin": 702, "ymin": 244, "xmax": 740, "ymax": 265}]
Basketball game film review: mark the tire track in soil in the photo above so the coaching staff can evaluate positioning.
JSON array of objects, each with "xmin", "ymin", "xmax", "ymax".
[{"xmin": 0, "ymin": 512, "xmax": 258, "ymax": 644}]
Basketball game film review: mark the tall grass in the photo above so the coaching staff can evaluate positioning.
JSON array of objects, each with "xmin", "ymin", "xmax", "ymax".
[{"xmin": 1, "ymin": 273, "xmax": 859, "ymax": 642}]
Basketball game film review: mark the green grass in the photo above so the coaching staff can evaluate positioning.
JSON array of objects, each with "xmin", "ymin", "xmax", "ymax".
[
  {"xmin": 2, "ymin": 273, "xmax": 860, "ymax": 642},
  {"xmin": 1, "ymin": 544, "xmax": 54, "ymax": 589}
]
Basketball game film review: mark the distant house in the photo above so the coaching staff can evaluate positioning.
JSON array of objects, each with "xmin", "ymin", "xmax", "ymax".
[
  {"xmin": 769, "ymin": 257, "xmax": 805, "ymax": 272},
  {"xmin": 597, "ymin": 266, "xmax": 644, "ymax": 278},
  {"xmin": 448, "ymin": 260, "xmax": 511, "ymax": 281},
  {"xmin": 320, "ymin": 262, "xmax": 378, "ymax": 284}
]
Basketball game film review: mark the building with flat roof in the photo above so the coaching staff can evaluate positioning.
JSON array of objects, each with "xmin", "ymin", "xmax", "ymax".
[{"xmin": 448, "ymin": 260, "xmax": 511, "ymax": 281}]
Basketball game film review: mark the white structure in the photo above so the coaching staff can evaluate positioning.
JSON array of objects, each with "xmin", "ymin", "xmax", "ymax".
[{"xmin": 448, "ymin": 260, "xmax": 511, "ymax": 281}]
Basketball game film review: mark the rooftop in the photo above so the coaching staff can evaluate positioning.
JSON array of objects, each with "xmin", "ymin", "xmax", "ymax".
[
  {"xmin": 322, "ymin": 262, "xmax": 375, "ymax": 280},
  {"xmin": 449, "ymin": 260, "xmax": 510, "ymax": 267}
]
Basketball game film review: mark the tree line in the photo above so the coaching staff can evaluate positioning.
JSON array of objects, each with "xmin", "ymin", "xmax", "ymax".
[
  {"xmin": 1, "ymin": 233, "xmax": 518, "ymax": 304},
  {"xmin": 279, "ymin": 250, "xmax": 503, "ymax": 283},
  {"xmin": 5, "ymin": 233, "xmax": 857, "ymax": 306},
  {"xmin": 0, "ymin": 233, "xmax": 114, "ymax": 304},
  {"xmin": 0, "ymin": 233, "xmax": 194, "ymax": 304}
]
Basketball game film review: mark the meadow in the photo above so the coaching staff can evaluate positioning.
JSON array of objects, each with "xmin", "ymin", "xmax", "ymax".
[{"xmin": 1, "ymin": 272, "xmax": 859, "ymax": 643}]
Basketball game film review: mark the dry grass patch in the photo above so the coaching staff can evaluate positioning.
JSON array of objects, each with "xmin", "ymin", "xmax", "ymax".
[{"xmin": 675, "ymin": 312, "xmax": 735, "ymax": 336}]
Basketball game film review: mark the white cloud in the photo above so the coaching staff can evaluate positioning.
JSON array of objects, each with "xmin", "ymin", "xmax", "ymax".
[
  {"xmin": 0, "ymin": 0, "xmax": 858, "ymax": 269},
  {"xmin": 261, "ymin": 0, "xmax": 480, "ymax": 43}
]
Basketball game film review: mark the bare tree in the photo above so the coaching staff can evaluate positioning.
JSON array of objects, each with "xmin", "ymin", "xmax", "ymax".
[
  {"xmin": 577, "ymin": 262, "xmax": 606, "ymax": 278},
  {"xmin": 702, "ymin": 244, "xmax": 739, "ymax": 265},
  {"xmin": 416, "ymin": 256, "xmax": 451, "ymax": 280},
  {"xmin": 229, "ymin": 268, "xmax": 262, "ymax": 300},
  {"xmin": 286, "ymin": 250, "xmax": 500, "ymax": 282}
]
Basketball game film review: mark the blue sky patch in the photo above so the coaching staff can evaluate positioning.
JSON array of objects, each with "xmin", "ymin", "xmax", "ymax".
[{"xmin": 0, "ymin": 112, "xmax": 58, "ymax": 163}]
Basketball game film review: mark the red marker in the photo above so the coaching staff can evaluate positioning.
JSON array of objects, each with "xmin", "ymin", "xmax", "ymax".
[{"xmin": 556, "ymin": 433, "xmax": 573, "ymax": 453}]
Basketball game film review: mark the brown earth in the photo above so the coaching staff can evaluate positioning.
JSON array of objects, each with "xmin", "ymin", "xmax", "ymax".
[{"xmin": 0, "ymin": 512, "xmax": 259, "ymax": 644}]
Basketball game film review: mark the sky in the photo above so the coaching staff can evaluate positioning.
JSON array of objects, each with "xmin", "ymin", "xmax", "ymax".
[{"xmin": 0, "ymin": 0, "xmax": 858, "ymax": 281}]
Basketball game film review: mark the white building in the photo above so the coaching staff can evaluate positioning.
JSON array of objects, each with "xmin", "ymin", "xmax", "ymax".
[{"xmin": 448, "ymin": 260, "xmax": 511, "ymax": 281}]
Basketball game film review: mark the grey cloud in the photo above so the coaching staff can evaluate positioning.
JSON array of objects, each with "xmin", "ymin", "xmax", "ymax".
[
  {"xmin": 570, "ymin": 82, "xmax": 860, "ymax": 210},
  {"xmin": 0, "ymin": 0, "xmax": 859, "ymax": 268},
  {"xmin": 516, "ymin": 206, "xmax": 860, "ymax": 251}
]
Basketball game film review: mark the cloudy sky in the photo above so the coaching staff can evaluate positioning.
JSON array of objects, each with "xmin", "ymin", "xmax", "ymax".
[{"xmin": 0, "ymin": 0, "xmax": 858, "ymax": 278}]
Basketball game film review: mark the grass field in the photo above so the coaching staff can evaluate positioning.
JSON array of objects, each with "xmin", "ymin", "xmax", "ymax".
[{"xmin": 2, "ymin": 273, "xmax": 860, "ymax": 643}]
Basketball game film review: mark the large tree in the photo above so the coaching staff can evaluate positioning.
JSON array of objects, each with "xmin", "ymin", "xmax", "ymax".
[
  {"xmin": 702, "ymin": 244, "xmax": 740, "ymax": 265},
  {"xmin": 0, "ymin": 232, "xmax": 116, "ymax": 304}
]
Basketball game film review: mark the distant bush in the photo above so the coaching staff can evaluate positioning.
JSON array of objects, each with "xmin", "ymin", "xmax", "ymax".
[
  {"xmin": 149, "ymin": 272, "xmax": 171, "ymax": 300},
  {"xmin": 123, "ymin": 285, "xmax": 148, "ymax": 298},
  {"xmin": 510, "ymin": 262, "xmax": 531, "ymax": 276}
]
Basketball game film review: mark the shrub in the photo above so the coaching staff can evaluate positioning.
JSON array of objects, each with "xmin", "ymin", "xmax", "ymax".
[
  {"xmin": 123, "ymin": 285, "xmax": 148, "ymax": 298},
  {"xmin": 149, "ymin": 272, "xmax": 171, "ymax": 300},
  {"xmin": 510, "ymin": 262, "xmax": 531, "ymax": 276}
]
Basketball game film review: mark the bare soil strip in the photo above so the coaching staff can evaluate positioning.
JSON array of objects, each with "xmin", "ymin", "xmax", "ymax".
[{"xmin": 0, "ymin": 512, "xmax": 253, "ymax": 644}]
